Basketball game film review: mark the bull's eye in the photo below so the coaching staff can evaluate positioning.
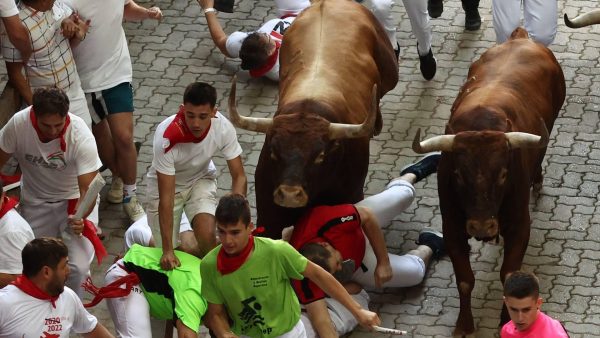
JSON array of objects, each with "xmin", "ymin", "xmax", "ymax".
[
  {"xmin": 314, "ymin": 151, "xmax": 325, "ymax": 164},
  {"xmin": 498, "ymin": 168, "xmax": 508, "ymax": 184},
  {"xmin": 271, "ymin": 151, "xmax": 278, "ymax": 161}
]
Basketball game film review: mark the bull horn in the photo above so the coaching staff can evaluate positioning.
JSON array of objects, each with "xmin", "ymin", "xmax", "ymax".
[
  {"xmin": 505, "ymin": 119, "xmax": 549, "ymax": 149},
  {"xmin": 228, "ymin": 75, "xmax": 273, "ymax": 133},
  {"xmin": 564, "ymin": 10, "xmax": 600, "ymax": 28},
  {"xmin": 328, "ymin": 84, "xmax": 378, "ymax": 140},
  {"xmin": 412, "ymin": 128, "xmax": 455, "ymax": 154}
]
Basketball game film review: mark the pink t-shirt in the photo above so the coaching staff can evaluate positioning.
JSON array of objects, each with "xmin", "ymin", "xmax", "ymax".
[{"xmin": 501, "ymin": 312, "xmax": 569, "ymax": 338}]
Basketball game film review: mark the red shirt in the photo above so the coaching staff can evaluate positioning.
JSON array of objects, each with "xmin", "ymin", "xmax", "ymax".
[
  {"xmin": 289, "ymin": 204, "xmax": 365, "ymax": 304},
  {"xmin": 501, "ymin": 312, "xmax": 569, "ymax": 338}
]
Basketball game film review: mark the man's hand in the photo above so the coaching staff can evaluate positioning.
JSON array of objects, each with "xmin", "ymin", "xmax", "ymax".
[
  {"xmin": 198, "ymin": 0, "xmax": 215, "ymax": 10},
  {"xmin": 374, "ymin": 261, "xmax": 392, "ymax": 288},
  {"xmin": 355, "ymin": 308, "xmax": 381, "ymax": 330},
  {"xmin": 160, "ymin": 250, "xmax": 181, "ymax": 270},
  {"xmin": 61, "ymin": 18, "xmax": 79, "ymax": 39},
  {"xmin": 67, "ymin": 216, "xmax": 84, "ymax": 235},
  {"xmin": 147, "ymin": 7, "xmax": 163, "ymax": 20}
]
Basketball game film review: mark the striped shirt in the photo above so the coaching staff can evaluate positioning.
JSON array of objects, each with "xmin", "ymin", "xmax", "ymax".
[{"xmin": 1, "ymin": 1, "xmax": 81, "ymax": 91}]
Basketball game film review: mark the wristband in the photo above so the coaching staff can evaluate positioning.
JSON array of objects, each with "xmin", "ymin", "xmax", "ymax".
[{"xmin": 204, "ymin": 8, "xmax": 217, "ymax": 14}]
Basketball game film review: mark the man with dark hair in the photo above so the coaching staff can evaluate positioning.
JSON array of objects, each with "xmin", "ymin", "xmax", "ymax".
[
  {"xmin": 0, "ymin": 238, "xmax": 114, "ymax": 337},
  {"xmin": 501, "ymin": 271, "xmax": 569, "ymax": 338},
  {"xmin": 0, "ymin": 178, "xmax": 34, "ymax": 288},
  {"xmin": 289, "ymin": 153, "xmax": 444, "ymax": 337},
  {"xmin": 64, "ymin": 0, "xmax": 163, "ymax": 223},
  {"xmin": 146, "ymin": 82, "xmax": 246, "ymax": 270},
  {"xmin": 1, "ymin": 0, "xmax": 92, "ymax": 126},
  {"xmin": 0, "ymin": 87, "xmax": 103, "ymax": 298},
  {"xmin": 200, "ymin": 194, "xmax": 381, "ymax": 338}
]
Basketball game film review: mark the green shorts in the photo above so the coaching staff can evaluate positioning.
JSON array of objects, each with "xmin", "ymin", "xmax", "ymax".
[{"xmin": 87, "ymin": 82, "xmax": 134, "ymax": 124}]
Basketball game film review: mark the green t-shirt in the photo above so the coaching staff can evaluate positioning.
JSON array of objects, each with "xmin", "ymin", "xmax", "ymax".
[
  {"xmin": 201, "ymin": 237, "xmax": 308, "ymax": 337},
  {"xmin": 122, "ymin": 244, "xmax": 208, "ymax": 332}
]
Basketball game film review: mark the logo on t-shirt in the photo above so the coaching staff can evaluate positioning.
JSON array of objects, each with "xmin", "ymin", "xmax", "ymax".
[
  {"xmin": 25, "ymin": 151, "xmax": 67, "ymax": 171},
  {"xmin": 238, "ymin": 296, "xmax": 273, "ymax": 335},
  {"xmin": 340, "ymin": 215, "xmax": 354, "ymax": 222},
  {"xmin": 41, "ymin": 316, "xmax": 63, "ymax": 337}
]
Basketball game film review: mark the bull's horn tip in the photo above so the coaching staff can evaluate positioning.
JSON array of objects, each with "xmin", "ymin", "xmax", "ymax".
[{"xmin": 564, "ymin": 13, "xmax": 573, "ymax": 28}]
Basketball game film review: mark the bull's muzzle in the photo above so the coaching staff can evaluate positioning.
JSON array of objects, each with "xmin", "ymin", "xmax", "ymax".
[
  {"xmin": 273, "ymin": 185, "xmax": 309, "ymax": 208},
  {"xmin": 466, "ymin": 218, "xmax": 499, "ymax": 240}
]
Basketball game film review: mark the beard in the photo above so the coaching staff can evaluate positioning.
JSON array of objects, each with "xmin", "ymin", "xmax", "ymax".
[{"xmin": 46, "ymin": 277, "xmax": 65, "ymax": 296}]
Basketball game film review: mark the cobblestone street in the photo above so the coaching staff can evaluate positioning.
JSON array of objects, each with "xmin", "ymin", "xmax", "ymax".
[{"xmin": 3, "ymin": 0, "xmax": 595, "ymax": 337}]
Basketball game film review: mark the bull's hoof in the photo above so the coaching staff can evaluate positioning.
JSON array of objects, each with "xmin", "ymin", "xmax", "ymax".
[{"xmin": 452, "ymin": 329, "xmax": 476, "ymax": 338}]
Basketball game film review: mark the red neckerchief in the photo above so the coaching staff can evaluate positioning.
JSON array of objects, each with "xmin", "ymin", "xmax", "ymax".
[
  {"xmin": 67, "ymin": 199, "xmax": 107, "ymax": 265},
  {"xmin": 249, "ymin": 31, "xmax": 282, "ymax": 78},
  {"xmin": 0, "ymin": 196, "xmax": 18, "ymax": 219},
  {"xmin": 12, "ymin": 275, "xmax": 59, "ymax": 308},
  {"xmin": 82, "ymin": 273, "xmax": 140, "ymax": 308},
  {"xmin": 30, "ymin": 108, "xmax": 70, "ymax": 152},
  {"xmin": 217, "ymin": 235, "xmax": 255, "ymax": 275},
  {"xmin": 163, "ymin": 107, "xmax": 212, "ymax": 153}
]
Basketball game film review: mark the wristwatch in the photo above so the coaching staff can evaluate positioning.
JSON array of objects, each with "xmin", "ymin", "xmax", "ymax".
[{"xmin": 204, "ymin": 8, "xmax": 217, "ymax": 14}]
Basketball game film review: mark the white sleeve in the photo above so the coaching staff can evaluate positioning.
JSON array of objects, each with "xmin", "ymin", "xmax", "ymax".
[
  {"xmin": 55, "ymin": 1, "xmax": 73, "ymax": 19},
  {"xmin": 0, "ymin": 220, "xmax": 34, "ymax": 274},
  {"xmin": 218, "ymin": 116, "xmax": 242, "ymax": 161},
  {"xmin": 152, "ymin": 134, "xmax": 176, "ymax": 176},
  {"xmin": 0, "ymin": 115, "xmax": 18, "ymax": 154},
  {"xmin": 225, "ymin": 31, "xmax": 248, "ymax": 59},
  {"xmin": 68, "ymin": 289, "xmax": 98, "ymax": 333},
  {"xmin": 0, "ymin": 0, "xmax": 18, "ymax": 18},
  {"xmin": 75, "ymin": 132, "xmax": 102, "ymax": 176}
]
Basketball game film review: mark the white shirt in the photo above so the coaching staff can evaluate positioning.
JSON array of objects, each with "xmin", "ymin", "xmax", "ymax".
[
  {"xmin": 0, "ymin": 0, "xmax": 18, "ymax": 17},
  {"xmin": 0, "ymin": 108, "xmax": 102, "ymax": 205},
  {"xmin": 147, "ymin": 112, "xmax": 242, "ymax": 194},
  {"xmin": 0, "ymin": 285, "xmax": 97, "ymax": 337},
  {"xmin": 0, "ymin": 1, "xmax": 82, "ymax": 94},
  {"xmin": 225, "ymin": 17, "xmax": 296, "ymax": 81},
  {"xmin": 62, "ymin": 0, "xmax": 133, "ymax": 92},
  {"xmin": 0, "ymin": 209, "xmax": 34, "ymax": 274}
]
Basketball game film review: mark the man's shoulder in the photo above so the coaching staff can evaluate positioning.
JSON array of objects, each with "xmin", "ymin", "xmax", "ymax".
[{"xmin": 0, "ymin": 209, "xmax": 33, "ymax": 235}]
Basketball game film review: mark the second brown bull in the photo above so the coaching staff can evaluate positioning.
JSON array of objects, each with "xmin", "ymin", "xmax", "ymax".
[{"xmin": 412, "ymin": 27, "xmax": 566, "ymax": 336}]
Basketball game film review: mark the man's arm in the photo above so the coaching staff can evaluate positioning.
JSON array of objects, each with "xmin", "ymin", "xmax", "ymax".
[
  {"xmin": 226, "ymin": 156, "xmax": 246, "ymax": 196},
  {"xmin": 356, "ymin": 206, "xmax": 392, "ymax": 287},
  {"xmin": 204, "ymin": 303, "xmax": 238, "ymax": 338},
  {"xmin": 197, "ymin": 0, "xmax": 231, "ymax": 57},
  {"xmin": 305, "ymin": 299, "xmax": 338, "ymax": 338},
  {"xmin": 175, "ymin": 319, "xmax": 199, "ymax": 338},
  {"xmin": 5, "ymin": 62, "xmax": 32, "ymax": 105},
  {"xmin": 1, "ymin": 16, "xmax": 31, "ymax": 62},
  {"xmin": 83, "ymin": 323, "xmax": 115, "ymax": 338},
  {"xmin": 156, "ymin": 171, "xmax": 180, "ymax": 270},
  {"xmin": 0, "ymin": 273, "xmax": 17, "ymax": 288},
  {"xmin": 123, "ymin": 0, "xmax": 162, "ymax": 21},
  {"xmin": 0, "ymin": 148, "xmax": 12, "ymax": 171},
  {"xmin": 302, "ymin": 261, "xmax": 380, "ymax": 330}
]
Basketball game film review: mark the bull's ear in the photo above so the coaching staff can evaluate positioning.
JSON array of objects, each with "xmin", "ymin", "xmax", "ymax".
[{"xmin": 505, "ymin": 119, "xmax": 513, "ymax": 132}]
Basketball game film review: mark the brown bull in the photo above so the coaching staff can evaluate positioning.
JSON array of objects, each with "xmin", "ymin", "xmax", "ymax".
[
  {"xmin": 412, "ymin": 28, "xmax": 565, "ymax": 336},
  {"xmin": 228, "ymin": 0, "xmax": 398, "ymax": 238}
]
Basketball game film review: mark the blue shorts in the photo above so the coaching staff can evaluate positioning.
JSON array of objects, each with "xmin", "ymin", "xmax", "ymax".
[{"xmin": 87, "ymin": 82, "xmax": 134, "ymax": 124}]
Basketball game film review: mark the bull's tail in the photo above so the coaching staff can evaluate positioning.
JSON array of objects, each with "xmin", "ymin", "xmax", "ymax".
[{"xmin": 509, "ymin": 27, "xmax": 529, "ymax": 40}]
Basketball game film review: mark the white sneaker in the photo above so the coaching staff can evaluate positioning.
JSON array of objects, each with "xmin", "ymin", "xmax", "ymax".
[
  {"xmin": 123, "ymin": 196, "xmax": 145, "ymax": 222},
  {"xmin": 107, "ymin": 177, "xmax": 124, "ymax": 204}
]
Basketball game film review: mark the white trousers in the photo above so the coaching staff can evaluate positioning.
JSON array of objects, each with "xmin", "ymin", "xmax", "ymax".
[
  {"xmin": 353, "ymin": 179, "xmax": 427, "ymax": 288},
  {"xmin": 274, "ymin": 0, "xmax": 311, "ymax": 17},
  {"xmin": 301, "ymin": 290, "xmax": 370, "ymax": 338},
  {"xmin": 364, "ymin": 0, "xmax": 432, "ymax": 55},
  {"xmin": 20, "ymin": 199, "xmax": 98, "ymax": 298},
  {"xmin": 492, "ymin": 0, "xmax": 557, "ymax": 46},
  {"xmin": 105, "ymin": 261, "xmax": 153, "ymax": 338}
]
